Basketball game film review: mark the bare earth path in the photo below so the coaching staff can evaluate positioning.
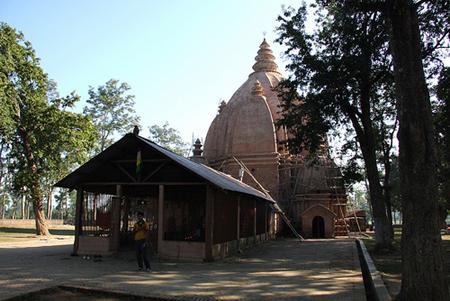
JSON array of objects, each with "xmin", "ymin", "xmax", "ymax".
[{"xmin": 0, "ymin": 238, "xmax": 365, "ymax": 301}]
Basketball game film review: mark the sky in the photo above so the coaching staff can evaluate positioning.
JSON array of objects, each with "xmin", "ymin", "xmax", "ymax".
[{"xmin": 1, "ymin": 0, "xmax": 303, "ymax": 145}]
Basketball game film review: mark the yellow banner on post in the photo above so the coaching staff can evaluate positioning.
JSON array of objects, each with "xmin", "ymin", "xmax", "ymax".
[{"xmin": 136, "ymin": 150, "xmax": 142, "ymax": 177}]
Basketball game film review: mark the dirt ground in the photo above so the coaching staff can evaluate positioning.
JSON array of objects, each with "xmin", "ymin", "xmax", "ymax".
[{"xmin": 0, "ymin": 238, "xmax": 365, "ymax": 301}]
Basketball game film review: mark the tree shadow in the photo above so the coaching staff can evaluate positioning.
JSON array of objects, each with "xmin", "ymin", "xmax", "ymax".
[{"xmin": 0, "ymin": 227, "xmax": 74, "ymax": 236}]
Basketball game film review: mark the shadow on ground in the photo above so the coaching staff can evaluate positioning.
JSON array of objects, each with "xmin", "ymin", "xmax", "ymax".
[
  {"xmin": 0, "ymin": 227, "xmax": 74, "ymax": 236},
  {"xmin": 0, "ymin": 239, "xmax": 364, "ymax": 301}
]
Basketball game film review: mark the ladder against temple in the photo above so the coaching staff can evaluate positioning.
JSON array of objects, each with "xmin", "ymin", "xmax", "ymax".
[{"xmin": 279, "ymin": 163, "xmax": 351, "ymax": 239}]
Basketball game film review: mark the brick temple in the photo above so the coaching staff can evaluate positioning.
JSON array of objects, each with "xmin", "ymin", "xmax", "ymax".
[{"xmin": 203, "ymin": 39, "xmax": 348, "ymax": 238}]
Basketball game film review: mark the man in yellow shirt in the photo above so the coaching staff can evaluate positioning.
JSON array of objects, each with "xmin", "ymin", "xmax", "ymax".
[{"xmin": 133, "ymin": 211, "xmax": 151, "ymax": 271}]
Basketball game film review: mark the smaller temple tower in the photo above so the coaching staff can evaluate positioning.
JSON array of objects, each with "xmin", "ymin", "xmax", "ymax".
[{"xmin": 190, "ymin": 138, "xmax": 206, "ymax": 164}]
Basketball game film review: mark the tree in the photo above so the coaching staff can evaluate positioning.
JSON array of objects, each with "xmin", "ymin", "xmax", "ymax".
[
  {"xmin": 0, "ymin": 23, "xmax": 96, "ymax": 235},
  {"xmin": 276, "ymin": 2, "xmax": 395, "ymax": 248},
  {"xmin": 435, "ymin": 67, "xmax": 450, "ymax": 223},
  {"xmin": 385, "ymin": 1, "xmax": 449, "ymax": 299},
  {"xmin": 149, "ymin": 122, "xmax": 189, "ymax": 156},
  {"xmin": 388, "ymin": 2, "xmax": 449, "ymax": 298},
  {"xmin": 340, "ymin": 0, "xmax": 449, "ymax": 299},
  {"xmin": 83, "ymin": 79, "xmax": 140, "ymax": 153}
]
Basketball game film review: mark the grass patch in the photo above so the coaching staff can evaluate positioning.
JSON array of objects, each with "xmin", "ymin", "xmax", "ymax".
[
  {"xmin": 0, "ymin": 225, "xmax": 74, "ymax": 243},
  {"xmin": 362, "ymin": 230, "xmax": 450, "ymax": 295}
]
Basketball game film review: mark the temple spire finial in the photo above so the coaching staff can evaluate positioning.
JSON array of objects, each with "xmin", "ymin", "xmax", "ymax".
[
  {"xmin": 252, "ymin": 38, "xmax": 279, "ymax": 73},
  {"xmin": 251, "ymin": 80, "xmax": 264, "ymax": 97}
]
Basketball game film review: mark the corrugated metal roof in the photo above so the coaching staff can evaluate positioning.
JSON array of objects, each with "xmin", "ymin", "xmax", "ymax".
[
  {"xmin": 136, "ymin": 136, "xmax": 274, "ymax": 202},
  {"xmin": 55, "ymin": 133, "xmax": 274, "ymax": 203}
]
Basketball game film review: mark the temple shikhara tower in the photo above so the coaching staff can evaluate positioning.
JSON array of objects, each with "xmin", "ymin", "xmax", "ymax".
[{"xmin": 204, "ymin": 39, "xmax": 348, "ymax": 238}]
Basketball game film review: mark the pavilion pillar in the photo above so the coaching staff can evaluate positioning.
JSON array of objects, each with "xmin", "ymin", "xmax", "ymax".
[
  {"xmin": 157, "ymin": 185, "xmax": 164, "ymax": 255},
  {"xmin": 237, "ymin": 196, "xmax": 241, "ymax": 252},
  {"xmin": 264, "ymin": 203, "xmax": 268, "ymax": 241},
  {"xmin": 253, "ymin": 199, "xmax": 257, "ymax": 244},
  {"xmin": 122, "ymin": 197, "xmax": 129, "ymax": 233},
  {"xmin": 110, "ymin": 185, "xmax": 122, "ymax": 252},
  {"xmin": 72, "ymin": 188, "xmax": 83, "ymax": 256},
  {"xmin": 205, "ymin": 185, "xmax": 215, "ymax": 261}
]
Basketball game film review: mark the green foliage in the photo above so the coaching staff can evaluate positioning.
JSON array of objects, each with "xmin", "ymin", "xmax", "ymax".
[
  {"xmin": 149, "ymin": 122, "xmax": 189, "ymax": 156},
  {"xmin": 83, "ymin": 79, "xmax": 140, "ymax": 153},
  {"xmin": 276, "ymin": 2, "xmax": 400, "ymax": 246},
  {"xmin": 275, "ymin": 2, "xmax": 399, "ymax": 199},
  {"xmin": 0, "ymin": 23, "xmax": 96, "ymax": 231},
  {"xmin": 350, "ymin": 185, "xmax": 372, "ymax": 221},
  {"xmin": 275, "ymin": 3, "xmax": 395, "ymax": 156},
  {"xmin": 53, "ymin": 189, "xmax": 75, "ymax": 221}
]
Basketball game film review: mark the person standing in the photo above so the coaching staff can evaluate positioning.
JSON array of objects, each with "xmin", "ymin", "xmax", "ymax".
[{"xmin": 133, "ymin": 211, "xmax": 151, "ymax": 271}]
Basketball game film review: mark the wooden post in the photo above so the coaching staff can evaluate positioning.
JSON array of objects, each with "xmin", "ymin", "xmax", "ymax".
[
  {"xmin": 205, "ymin": 185, "xmax": 214, "ymax": 261},
  {"xmin": 116, "ymin": 185, "xmax": 123, "ymax": 197},
  {"xmin": 264, "ymin": 203, "xmax": 268, "ymax": 240},
  {"xmin": 237, "ymin": 196, "xmax": 241, "ymax": 252},
  {"xmin": 72, "ymin": 189, "xmax": 83, "ymax": 256},
  {"xmin": 110, "ymin": 185, "xmax": 122, "ymax": 252},
  {"xmin": 157, "ymin": 185, "xmax": 164, "ymax": 255},
  {"xmin": 253, "ymin": 199, "xmax": 257, "ymax": 243},
  {"xmin": 122, "ymin": 197, "xmax": 129, "ymax": 233}
]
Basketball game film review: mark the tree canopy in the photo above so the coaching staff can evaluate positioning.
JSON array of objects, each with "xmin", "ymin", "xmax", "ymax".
[
  {"xmin": 83, "ymin": 79, "xmax": 140, "ymax": 153},
  {"xmin": 276, "ymin": 1, "xmax": 394, "ymax": 248},
  {"xmin": 0, "ymin": 23, "xmax": 96, "ymax": 234},
  {"xmin": 149, "ymin": 122, "xmax": 189, "ymax": 156}
]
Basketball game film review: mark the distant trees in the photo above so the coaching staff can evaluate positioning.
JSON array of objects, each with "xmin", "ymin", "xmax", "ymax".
[
  {"xmin": 0, "ymin": 23, "xmax": 96, "ymax": 234},
  {"xmin": 149, "ymin": 122, "xmax": 189, "ymax": 156},
  {"xmin": 53, "ymin": 189, "xmax": 75, "ymax": 221},
  {"xmin": 83, "ymin": 79, "xmax": 140, "ymax": 153}
]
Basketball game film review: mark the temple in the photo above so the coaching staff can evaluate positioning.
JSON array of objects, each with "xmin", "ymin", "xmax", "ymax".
[
  {"xmin": 203, "ymin": 39, "xmax": 348, "ymax": 238},
  {"xmin": 54, "ymin": 40, "xmax": 349, "ymax": 261},
  {"xmin": 55, "ymin": 134, "xmax": 278, "ymax": 260}
]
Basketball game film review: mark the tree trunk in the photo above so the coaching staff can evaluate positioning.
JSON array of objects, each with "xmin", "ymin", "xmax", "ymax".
[
  {"xmin": 47, "ymin": 188, "xmax": 53, "ymax": 220},
  {"xmin": 387, "ymin": 1, "xmax": 449, "ymax": 299},
  {"xmin": 344, "ymin": 54, "xmax": 394, "ymax": 249},
  {"xmin": 18, "ymin": 127, "xmax": 50, "ymax": 236},
  {"xmin": 362, "ymin": 144, "xmax": 393, "ymax": 249},
  {"xmin": 349, "ymin": 110, "xmax": 393, "ymax": 249},
  {"xmin": 60, "ymin": 199, "xmax": 64, "ymax": 220},
  {"xmin": 384, "ymin": 162, "xmax": 394, "ymax": 237},
  {"xmin": 21, "ymin": 190, "xmax": 25, "ymax": 220},
  {"xmin": 26, "ymin": 200, "xmax": 30, "ymax": 219}
]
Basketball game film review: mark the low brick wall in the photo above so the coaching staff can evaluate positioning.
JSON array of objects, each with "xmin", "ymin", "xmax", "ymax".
[
  {"xmin": 356, "ymin": 238, "xmax": 392, "ymax": 301},
  {"xmin": 0, "ymin": 219, "xmax": 65, "ymax": 227}
]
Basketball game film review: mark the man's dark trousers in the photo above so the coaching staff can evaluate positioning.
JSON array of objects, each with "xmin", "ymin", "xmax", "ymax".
[{"xmin": 136, "ymin": 240, "xmax": 150, "ymax": 270}]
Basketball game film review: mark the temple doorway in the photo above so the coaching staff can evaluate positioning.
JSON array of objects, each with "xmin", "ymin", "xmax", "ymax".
[{"xmin": 312, "ymin": 216, "xmax": 325, "ymax": 238}]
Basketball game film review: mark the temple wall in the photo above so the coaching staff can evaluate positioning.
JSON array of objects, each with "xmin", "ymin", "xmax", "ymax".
[{"xmin": 158, "ymin": 241, "xmax": 205, "ymax": 261}]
